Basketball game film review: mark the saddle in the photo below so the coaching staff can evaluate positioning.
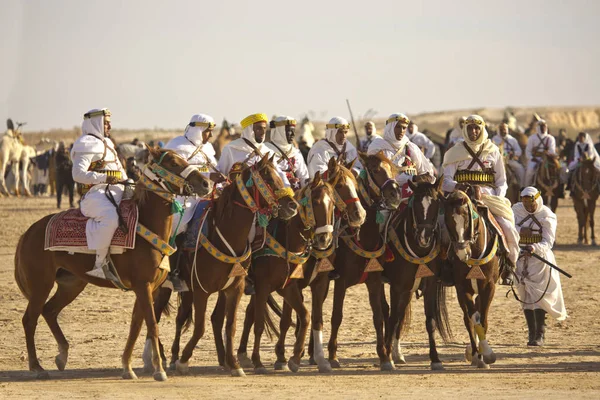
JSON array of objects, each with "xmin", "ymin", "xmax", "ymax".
[
  {"xmin": 467, "ymin": 186, "xmax": 509, "ymax": 253},
  {"xmin": 44, "ymin": 200, "xmax": 138, "ymax": 254}
]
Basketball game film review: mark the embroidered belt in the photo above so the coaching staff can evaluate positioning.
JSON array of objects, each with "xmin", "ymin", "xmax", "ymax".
[
  {"xmin": 454, "ymin": 170, "xmax": 495, "ymax": 186},
  {"xmin": 78, "ymin": 170, "xmax": 123, "ymax": 195},
  {"xmin": 519, "ymin": 234, "xmax": 542, "ymax": 244}
]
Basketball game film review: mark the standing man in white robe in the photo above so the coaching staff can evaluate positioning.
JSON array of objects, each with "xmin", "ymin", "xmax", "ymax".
[
  {"xmin": 266, "ymin": 116, "xmax": 309, "ymax": 190},
  {"xmin": 367, "ymin": 113, "xmax": 434, "ymax": 188},
  {"xmin": 442, "ymin": 115, "xmax": 520, "ymax": 284},
  {"xmin": 492, "ymin": 122, "xmax": 525, "ymax": 184},
  {"xmin": 307, "ymin": 116, "xmax": 362, "ymax": 179},
  {"xmin": 525, "ymin": 119, "xmax": 556, "ymax": 186},
  {"xmin": 71, "ymin": 108, "xmax": 128, "ymax": 280},
  {"xmin": 514, "ymin": 186, "xmax": 567, "ymax": 346}
]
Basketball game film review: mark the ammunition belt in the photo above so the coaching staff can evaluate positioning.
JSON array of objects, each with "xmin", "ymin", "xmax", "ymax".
[
  {"xmin": 454, "ymin": 169, "xmax": 495, "ymax": 186},
  {"xmin": 78, "ymin": 170, "xmax": 123, "ymax": 195},
  {"xmin": 519, "ymin": 234, "xmax": 542, "ymax": 244}
]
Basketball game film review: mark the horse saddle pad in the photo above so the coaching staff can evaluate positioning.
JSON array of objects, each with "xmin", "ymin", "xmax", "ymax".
[
  {"xmin": 476, "ymin": 204, "xmax": 508, "ymax": 253},
  {"xmin": 44, "ymin": 199, "xmax": 138, "ymax": 254}
]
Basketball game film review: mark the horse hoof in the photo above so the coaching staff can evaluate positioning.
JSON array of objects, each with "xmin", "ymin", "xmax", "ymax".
[
  {"xmin": 254, "ymin": 367, "xmax": 268, "ymax": 375},
  {"xmin": 175, "ymin": 360, "xmax": 189, "ymax": 375},
  {"xmin": 55, "ymin": 354, "xmax": 67, "ymax": 371},
  {"xmin": 36, "ymin": 370, "xmax": 50, "ymax": 380},
  {"xmin": 153, "ymin": 371, "xmax": 168, "ymax": 381},
  {"xmin": 393, "ymin": 354, "xmax": 407, "ymax": 365},
  {"xmin": 329, "ymin": 359, "xmax": 341, "ymax": 369},
  {"xmin": 238, "ymin": 352, "xmax": 253, "ymax": 369},
  {"xmin": 169, "ymin": 362, "xmax": 177, "ymax": 371},
  {"xmin": 465, "ymin": 345, "xmax": 473, "ymax": 362},
  {"xmin": 287, "ymin": 359, "xmax": 300, "ymax": 373},
  {"xmin": 477, "ymin": 359, "xmax": 490, "ymax": 369},
  {"xmin": 380, "ymin": 361, "xmax": 395, "ymax": 371},
  {"xmin": 577, "ymin": 239, "xmax": 583, "ymax": 245},
  {"xmin": 231, "ymin": 368, "xmax": 246, "ymax": 377},
  {"xmin": 431, "ymin": 362, "xmax": 444, "ymax": 371},
  {"xmin": 274, "ymin": 361, "xmax": 290, "ymax": 371},
  {"xmin": 122, "ymin": 370, "xmax": 138, "ymax": 380},
  {"xmin": 318, "ymin": 361, "xmax": 333, "ymax": 373},
  {"xmin": 592, "ymin": 240, "xmax": 598, "ymax": 247},
  {"xmin": 308, "ymin": 356, "xmax": 317, "ymax": 366},
  {"xmin": 483, "ymin": 352, "xmax": 497, "ymax": 365}
]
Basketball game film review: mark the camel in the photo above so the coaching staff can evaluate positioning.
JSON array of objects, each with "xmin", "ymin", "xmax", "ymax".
[{"xmin": 0, "ymin": 119, "xmax": 31, "ymax": 197}]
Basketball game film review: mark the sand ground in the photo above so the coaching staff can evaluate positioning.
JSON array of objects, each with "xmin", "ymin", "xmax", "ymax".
[{"xmin": 0, "ymin": 196, "xmax": 599, "ymax": 399}]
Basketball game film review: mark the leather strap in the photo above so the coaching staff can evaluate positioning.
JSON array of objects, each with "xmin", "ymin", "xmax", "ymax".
[{"xmin": 463, "ymin": 142, "xmax": 486, "ymax": 170}]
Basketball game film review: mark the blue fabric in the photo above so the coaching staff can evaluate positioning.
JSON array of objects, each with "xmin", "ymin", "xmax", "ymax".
[{"xmin": 184, "ymin": 200, "xmax": 210, "ymax": 249}]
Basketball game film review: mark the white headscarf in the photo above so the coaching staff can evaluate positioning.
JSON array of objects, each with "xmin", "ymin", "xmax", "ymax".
[
  {"xmin": 536, "ymin": 119, "xmax": 549, "ymax": 136},
  {"xmin": 462, "ymin": 114, "xmax": 489, "ymax": 152},
  {"xmin": 184, "ymin": 114, "xmax": 215, "ymax": 145},
  {"xmin": 365, "ymin": 121, "xmax": 377, "ymax": 137},
  {"xmin": 520, "ymin": 186, "xmax": 544, "ymax": 213},
  {"xmin": 406, "ymin": 123, "xmax": 419, "ymax": 140},
  {"xmin": 325, "ymin": 116, "xmax": 349, "ymax": 151},
  {"xmin": 270, "ymin": 115, "xmax": 296, "ymax": 153},
  {"xmin": 384, "ymin": 113, "xmax": 410, "ymax": 151},
  {"xmin": 81, "ymin": 108, "xmax": 109, "ymax": 139}
]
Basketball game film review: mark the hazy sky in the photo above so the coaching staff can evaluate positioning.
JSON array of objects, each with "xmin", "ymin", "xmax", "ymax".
[{"xmin": 1, "ymin": 0, "xmax": 599, "ymax": 131}]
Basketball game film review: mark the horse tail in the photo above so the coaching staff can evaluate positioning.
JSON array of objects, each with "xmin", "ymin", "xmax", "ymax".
[
  {"xmin": 14, "ymin": 233, "xmax": 31, "ymax": 299},
  {"xmin": 432, "ymin": 280, "xmax": 453, "ymax": 343},
  {"xmin": 264, "ymin": 295, "xmax": 281, "ymax": 340},
  {"xmin": 179, "ymin": 293, "xmax": 194, "ymax": 334}
]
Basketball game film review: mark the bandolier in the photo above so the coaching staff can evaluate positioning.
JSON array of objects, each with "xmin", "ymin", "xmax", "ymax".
[{"xmin": 454, "ymin": 141, "xmax": 496, "ymax": 187}]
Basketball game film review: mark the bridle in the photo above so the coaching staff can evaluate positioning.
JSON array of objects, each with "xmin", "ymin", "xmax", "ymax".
[
  {"xmin": 447, "ymin": 195, "xmax": 479, "ymax": 252},
  {"xmin": 327, "ymin": 167, "xmax": 361, "ymax": 223},
  {"xmin": 407, "ymin": 190, "xmax": 440, "ymax": 245},
  {"xmin": 297, "ymin": 182, "xmax": 336, "ymax": 249},
  {"xmin": 358, "ymin": 164, "xmax": 399, "ymax": 210}
]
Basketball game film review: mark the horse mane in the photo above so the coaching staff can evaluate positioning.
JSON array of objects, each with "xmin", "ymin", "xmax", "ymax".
[
  {"xmin": 369, "ymin": 152, "xmax": 399, "ymax": 175},
  {"xmin": 332, "ymin": 163, "xmax": 358, "ymax": 187},
  {"xmin": 445, "ymin": 190, "xmax": 469, "ymax": 207}
]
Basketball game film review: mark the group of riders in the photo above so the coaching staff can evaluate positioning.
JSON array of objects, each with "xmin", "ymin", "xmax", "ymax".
[{"xmin": 72, "ymin": 108, "xmax": 570, "ymax": 349}]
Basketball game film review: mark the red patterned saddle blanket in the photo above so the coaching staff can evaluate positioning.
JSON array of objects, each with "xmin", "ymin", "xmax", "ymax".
[{"xmin": 44, "ymin": 200, "xmax": 139, "ymax": 253}]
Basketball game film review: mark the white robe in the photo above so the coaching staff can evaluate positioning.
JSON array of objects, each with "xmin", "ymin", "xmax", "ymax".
[
  {"xmin": 568, "ymin": 139, "xmax": 600, "ymax": 171},
  {"xmin": 406, "ymin": 131, "xmax": 436, "ymax": 160},
  {"xmin": 307, "ymin": 139, "xmax": 362, "ymax": 179},
  {"xmin": 368, "ymin": 137, "xmax": 433, "ymax": 187},
  {"xmin": 164, "ymin": 135, "xmax": 218, "ymax": 237},
  {"xmin": 492, "ymin": 134, "xmax": 522, "ymax": 158},
  {"xmin": 513, "ymin": 203, "xmax": 567, "ymax": 320},
  {"xmin": 525, "ymin": 132, "xmax": 557, "ymax": 186},
  {"xmin": 265, "ymin": 142, "xmax": 309, "ymax": 189}
]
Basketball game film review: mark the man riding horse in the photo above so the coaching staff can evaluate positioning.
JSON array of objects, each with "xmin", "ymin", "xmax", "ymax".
[
  {"xmin": 567, "ymin": 132, "xmax": 600, "ymax": 190},
  {"xmin": 266, "ymin": 116, "xmax": 309, "ymax": 190},
  {"xmin": 71, "ymin": 108, "xmax": 129, "ymax": 280},
  {"xmin": 525, "ymin": 119, "xmax": 556, "ymax": 187},
  {"xmin": 492, "ymin": 121, "xmax": 525, "ymax": 185},
  {"xmin": 442, "ymin": 114, "xmax": 520, "ymax": 285}
]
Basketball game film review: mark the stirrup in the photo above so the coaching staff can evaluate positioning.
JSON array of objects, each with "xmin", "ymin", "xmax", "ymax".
[{"xmin": 169, "ymin": 274, "xmax": 189, "ymax": 292}]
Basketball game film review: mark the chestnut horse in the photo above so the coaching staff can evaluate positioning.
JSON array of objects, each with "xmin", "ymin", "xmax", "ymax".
[
  {"xmin": 535, "ymin": 154, "xmax": 561, "ymax": 212},
  {"xmin": 571, "ymin": 158, "xmax": 600, "ymax": 245},
  {"xmin": 384, "ymin": 179, "xmax": 451, "ymax": 370},
  {"xmin": 233, "ymin": 173, "xmax": 336, "ymax": 374},
  {"xmin": 307, "ymin": 152, "xmax": 402, "ymax": 371},
  {"xmin": 14, "ymin": 147, "xmax": 212, "ymax": 381},
  {"xmin": 444, "ymin": 190, "xmax": 500, "ymax": 369},
  {"xmin": 169, "ymin": 155, "xmax": 299, "ymax": 377}
]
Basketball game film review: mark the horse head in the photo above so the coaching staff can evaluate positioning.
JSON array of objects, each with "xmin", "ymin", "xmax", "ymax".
[
  {"xmin": 443, "ymin": 190, "xmax": 477, "ymax": 262},
  {"xmin": 146, "ymin": 146, "xmax": 212, "ymax": 197},
  {"xmin": 240, "ymin": 154, "xmax": 299, "ymax": 221},
  {"xmin": 407, "ymin": 177, "xmax": 444, "ymax": 248},
  {"xmin": 326, "ymin": 156, "xmax": 366, "ymax": 228},
  {"xmin": 578, "ymin": 157, "xmax": 599, "ymax": 191},
  {"xmin": 359, "ymin": 151, "xmax": 402, "ymax": 210},
  {"xmin": 304, "ymin": 171, "xmax": 335, "ymax": 250}
]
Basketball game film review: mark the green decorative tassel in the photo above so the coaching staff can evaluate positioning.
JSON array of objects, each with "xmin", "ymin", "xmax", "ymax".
[
  {"xmin": 299, "ymin": 197, "xmax": 309, "ymax": 206},
  {"xmin": 472, "ymin": 210, "xmax": 479, "ymax": 220},
  {"xmin": 258, "ymin": 213, "xmax": 269, "ymax": 228},
  {"xmin": 246, "ymin": 176, "xmax": 254, "ymax": 187},
  {"xmin": 359, "ymin": 169, "xmax": 367, "ymax": 180},
  {"xmin": 376, "ymin": 210, "xmax": 385, "ymax": 224},
  {"xmin": 171, "ymin": 199, "xmax": 184, "ymax": 215}
]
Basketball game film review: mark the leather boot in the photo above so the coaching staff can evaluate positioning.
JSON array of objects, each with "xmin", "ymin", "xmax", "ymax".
[
  {"xmin": 532, "ymin": 309, "xmax": 546, "ymax": 346},
  {"xmin": 524, "ymin": 309, "xmax": 536, "ymax": 346}
]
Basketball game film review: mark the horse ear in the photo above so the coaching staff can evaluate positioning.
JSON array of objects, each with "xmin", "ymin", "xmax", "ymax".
[
  {"xmin": 145, "ymin": 143, "xmax": 160, "ymax": 161},
  {"xmin": 258, "ymin": 153, "xmax": 269, "ymax": 168},
  {"xmin": 327, "ymin": 156, "xmax": 337, "ymax": 174},
  {"xmin": 269, "ymin": 153, "xmax": 276, "ymax": 164},
  {"xmin": 346, "ymin": 157, "xmax": 357, "ymax": 170},
  {"xmin": 408, "ymin": 180, "xmax": 416, "ymax": 192},
  {"xmin": 312, "ymin": 171, "xmax": 322, "ymax": 187},
  {"xmin": 436, "ymin": 175, "xmax": 444, "ymax": 192}
]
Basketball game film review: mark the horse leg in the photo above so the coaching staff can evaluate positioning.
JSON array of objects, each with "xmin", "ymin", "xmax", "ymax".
[
  {"xmin": 169, "ymin": 291, "xmax": 193, "ymax": 370},
  {"xmin": 251, "ymin": 289, "xmax": 269, "ymax": 374},
  {"xmin": 177, "ymin": 290, "xmax": 209, "ymax": 374},
  {"xmin": 143, "ymin": 287, "xmax": 171, "ymax": 372},
  {"xmin": 477, "ymin": 283, "xmax": 496, "ymax": 365},
  {"xmin": 237, "ymin": 296, "xmax": 255, "ymax": 369},
  {"xmin": 310, "ymin": 274, "xmax": 332, "ymax": 373},
  {"xmin": 590, "ymin": 200, "xmax": 597, "ymax": 246},
  {"xmin": 22, "ymin": 277, "xmax": 55, "ymax": 378},
  {"xmin": 274, "ymin": 298, "xmax": 293, "ymax": 370},
  {"xmin": 41, "ymin": 279, "xmax": 87, "ymax": 371},
  {"xmin": 224, "ymin": 283, "xmax": 245, "ymax": 377},
  {"xmin": 386, "ymin": 284, "xmax": 411, "ymax": 366},
  {"xmin": 210, "ymin": 291, "xmax": 227, "ymax": 367},
  {"xmin": 134, "ymin": 282, "xmax": 168, "ymax": 381},
  {"xmin": 583, "ymin": 204, "xmax": 589, "ymax": 245},
  {"xmin": 327, "ymin": 279, "xmax": 346, "ymax": 368},
  {"xmin": 424, "ymin": 280, "xmax": 443, "ymax": 370},
  {"xmin": 366, "ymin": 277, "xmax": 392, "ymax": 371},
  {"xmin": 121, "ymin": 299, "xmax": 144, "ymax": 379},
  {"xmin": 455, "ymin": 283, "xmax": 479, "ymax": 366},
  {"xmin": 283, "ymin": 285, "xmax": 310, "ymax": 372}
]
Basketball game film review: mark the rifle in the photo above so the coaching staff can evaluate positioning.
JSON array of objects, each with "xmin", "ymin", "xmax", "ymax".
[
  {"xmin": 346, "ymin": 99, "xmax": 361, "ymax": 150},
  {"xmin": 521, "ymin": 249, "xmax": 572, "ymax": 278}
]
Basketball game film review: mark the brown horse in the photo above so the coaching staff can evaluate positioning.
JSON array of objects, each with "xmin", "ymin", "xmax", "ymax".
[
  {"xmin": 170, "ymin": 155, "xmax": 299, "ymax": 377},
  {"xmin": 505, "ymin": 161, "xmax": 521, "ymax": 205},
  {"xmin": 14, "ymin": 147, "xmax": 212, "ymax": 381},
  {"xmin": 383, "ymin": 178, "xmax": 452, "ymax": 371},
  {"xmin": 233, "ymin": 173, "xmax": 336, "ymax": 374},
  {"xmin": 444, "ymin": 190, "xmax": 500, "ymax": 369},
  {"xmin": 571, "ymin": 158, "xmax": 600, "ymax": 245},
  {"xmin": 535, "ymin": 153, "xmax": 561, "ymax": 212},
  {"xmin": 307, "ymin": 152, "xmax": 402, "ymax": 371}
]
